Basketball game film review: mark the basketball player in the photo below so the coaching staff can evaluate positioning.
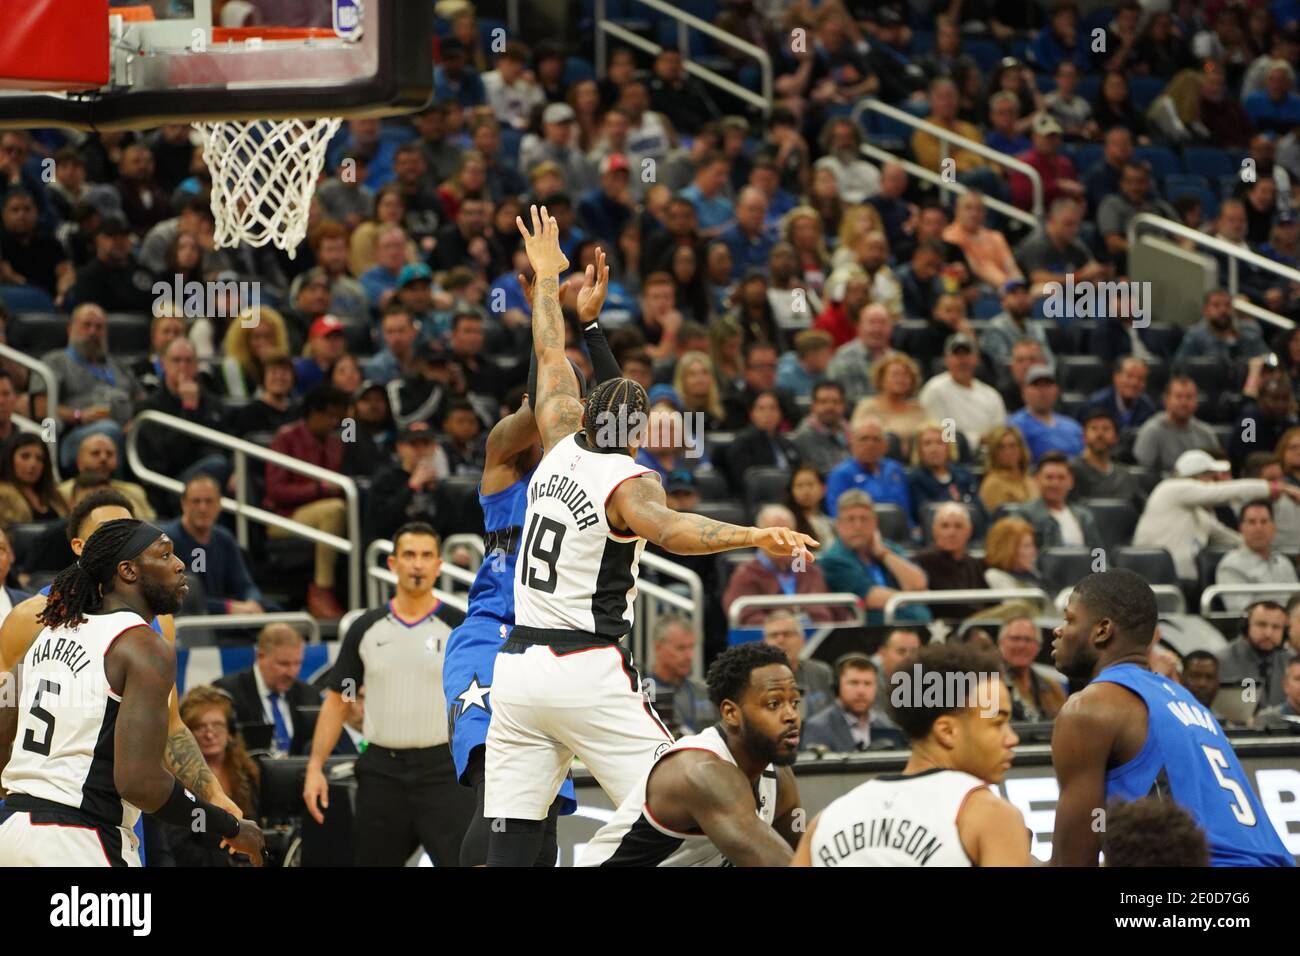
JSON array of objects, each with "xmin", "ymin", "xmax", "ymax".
[
  {"xmin": 0, "ymin": 490, "xmax": 241, "ymax": 820},
  {"xmin": 1050, "ymin": 569, "xmax": 1293, "ymax": 866},
  {"xmin": 485, "ymin": 208, "xmax": 816, "ymax": 866},
  {"xmin": 0, "ymin": 520, "xmax": 264, "ymax": 866},
  {"xmin": 791, "ymin": 643, "xmax": 1030, "ymax": 866},
  {"xmin": 578, "ymin": 642, "xmax": 803, "ymax": 867},
  {"xmin": 444, "ymin": 251, "xmax": 620, "ymax": 867}
]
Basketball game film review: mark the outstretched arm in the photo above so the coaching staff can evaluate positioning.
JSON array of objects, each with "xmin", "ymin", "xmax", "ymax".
[
  {"xmin": 679, "ymin": 758, "xmax": 795, "ymax": 866},
  {"xmin": 609, "ymin": 474, "xmax": 818, "ymax": 558},
  {"xmin": 517, "ymin": 205, "xmax": 582, "ymax": 452}
]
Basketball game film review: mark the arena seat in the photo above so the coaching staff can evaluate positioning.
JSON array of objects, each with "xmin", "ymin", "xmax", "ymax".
[
  {"xmin": 873, "ymin": 502, "xmax": 910, "ymax": 543},
  {"xmin": 106, "ymin": 313, "xmax": 151, "ymax": 354},
  {"xmin": 1197, "ymin": 547, "xmax": 1233, "ymax": 591},
  {"xmin": 9, "ymin": 312, "xmax": 68, "ymax": 353},
  {"xmin": 1127, "ymin": 76, "xmax": 1165, "ymax": 112},
  {"xmin": 693, "ymin": 469, "xmax": 729, "ymax": 501},
  {"xmin": 0, "ymin": 284, "xmax": 56, "ymax": 313},
  {"xmin": 1112, "ymin": 546, "xmax": 1180, "ymax": 587},
  {"xmin": 744, "ymin": 466, "xmax": 791, "ymax": 513},
  {"xmin": 1134, "ymin": 145, "xmax": 1180, "ymax": 183},
  {"xmin": 1040, "ymin": 547, "xmax": 1095, "ymax": 596},
  {"xmin": 1178, "ymin": 356, "xmax": 1228, "ymax": 397},
  {"xmin": 1182, "ymin": 146, "xmax": 1237, "ymax": 180},
  {"xmin": 1080, "ymin": 497, "xmax": 1138, "ymax": 550},
  {"xmin": 1058, "ymin": 355, "xmax": 1109, "ymax": 394},
  {"xmin": 7, "ymin": 521, "xmax": 53, "ymax": 572},
  {"xmin": 690, "ymin": 500, "xmax": 747, "ymax": 526}
]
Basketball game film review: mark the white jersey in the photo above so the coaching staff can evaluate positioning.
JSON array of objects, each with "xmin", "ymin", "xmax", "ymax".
[
  {"xmin": 2, "ymin": 611, "xmax": 148, "ymax": 828},
  {"xmin": 810, "ymin": 768, "xmax": 986, "ymax": 867},
  {"xmin": 514, "ymin": 432, "xmax": 656, "ymax": 638},
  {"xmin": 577, "ymin": 726, "xmax": 779, "ymax": 867}
]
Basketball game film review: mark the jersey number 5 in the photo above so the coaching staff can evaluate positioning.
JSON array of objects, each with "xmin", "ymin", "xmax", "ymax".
[
  {"xmin": 1201, "ymin": 744, "xmax": 1257, "ymax": 826},
  {"xmin": 22, "ymin": 679, "xmax": 60, "ymax": 757},
  {"xmin": 521, "ymin": 514, "xmax": 567, "ymax": 594}
]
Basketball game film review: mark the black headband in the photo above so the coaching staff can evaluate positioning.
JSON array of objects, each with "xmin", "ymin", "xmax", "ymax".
[{"xmin": 77, "ymin": 522, "xmax": 164, "ymax": 577}]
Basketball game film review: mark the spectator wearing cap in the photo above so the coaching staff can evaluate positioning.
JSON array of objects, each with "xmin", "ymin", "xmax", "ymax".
[
  {"xmin": 1096, "ymin": 162, "xmax": 1177, "ymax": 273},
  {"xmin": 719, "ymin": 187, "xmax": 776, "ymax": 279},
  {"xmin": 1133, "ymin": 449, "xmax": 1300, "ymax": 583},
  {"xmin": 359, "ymin": 225, "xmax": 413, "ymax": 309},
  {"xmin": 820, "ymin": 489, "xmax": 930, "ymax": 626},
  {"xmin": 1244, "ymin": 60, "xmax": 1300, "ymax": 136},
  {"xmin": 70, "ymin": 211, "xmax": 156, "ymax": 312},
  {"xmin": 919, "ymin": 332, "xmax": 1007, "ymax": 449},
  {"xmin": 801, "ymin": 654, "xmax": 907, "ymax": 752},
  {"xmin": 577, "ymin": 153, "xmax": 635, "ymax": 246},
  {"xmin": 293, "ymin": 316, "xmax": 348, "ymax": 395},
  {"xmin": 648, "ymin": 48, "xmax": 722, "ymax": 136},
  {"xmin": 433, "ymin": 35, "xmax": 486, "ymax": 108},
  {"xmin": 723, "ymin": 504, "xmax": 851, "ymax": 627},
  {"xmin": 482, "ymin": 42, "xmax": 545, "ymax": 131},
  {"xmin": 1070, "ymin": 408, "xmax": 1144, "ymax": 508},
  {"xmin": 1215, "ymin": 499, "xmax": 1300, "ymax": 612},
  {"xmin": 1014, "ymin": 198, "xmax": 1112, "ymax": 294},
  {"xmin": 1133, "ymin": 375, "xmax": 1220, "ymax": 475},
  {"xmin": 791, "ymin": 381, "xmax": 852, "ymax": 475},
  {"xmin": 825, "ymin": 303, "xmax": 897, "ymax": 403},
  {"xmin": 392, "ymin": 262, "xmax": 441, "ymax": 337},
  {"xmin": 680, "ymin": 153, "xmax": 736, "ymax": 236},
  {"xmin": 227, "ymin": 352, "xmax": 300, "ymax": 438},
  {"xmin": 137, "ymin": 337, "xmax": 232, "ymax": 489},
  {"xmin": 1007, "ymin": 364, "xmax": 1084, "ymax": 462},
  {"xmin": 1019, "ymin": 452, "xmax": 1103, "ymax": 549},
  {"xmin": 942, "ymin": 192, "xmax": 1023, "ymax": 291},
  {"xmin": 825, "ymin": 414, "xmax": 912, "ymax": 522},
  {"xmin": 1261, "ymin": 209, "xmax": 1300, "ymax": 270},
  {"xmin": 1174, "ymin": 289, "xmax": 1270, "ymax": 366},
  {"xmin": 366, "ymin": 421, "xmax": 456, "ymax": 542},
  {"xmin": 723, "ymin": 390, "xmax": 802, "ymax": 492},
  {"xmin": 776, "ymin": 329, "xmax": 833, "ymax": 399},
  {"xmin": 1009, "ymin": 113, "xmax": 1084, "ymax": 212},
  {"xmin": 1084, "ymin": 356, "xmax": 1156, "ymax": 435},
  {"xmin": 980, "ymin": 278, "xmax": 1052, "ymax": 370},
  {"xmin": 519, "ymin": 103, "xmax": 598, "ymax": 196},
  {"xmin": 280, "ymin": 266, "xmax": 333, "ymax": 355}
]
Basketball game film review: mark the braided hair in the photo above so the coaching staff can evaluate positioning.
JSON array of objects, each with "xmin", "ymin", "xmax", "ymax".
[
  {"xmin": 40, "ymin": 519, "xmax": 145, "ymax": 631},
  {"xmin": 583, "ymin": 377, "xmax": 649, "ymax": 452}
]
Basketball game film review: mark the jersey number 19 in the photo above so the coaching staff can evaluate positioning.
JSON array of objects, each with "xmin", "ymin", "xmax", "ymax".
[{"xmin": 520, "ymin": 513, "xmax": 567, "ymax": 594}]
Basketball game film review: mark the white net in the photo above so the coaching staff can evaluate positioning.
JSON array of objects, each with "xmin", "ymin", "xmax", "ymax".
[{"xmin": 194, "ymin": 117, "xmax": 344, "ymax": 258}]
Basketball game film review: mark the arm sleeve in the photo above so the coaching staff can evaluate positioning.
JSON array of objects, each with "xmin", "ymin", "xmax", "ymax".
[
  {"xmin": 525, "ymin": 346, "xmax": 537, "ymax": 403},
  {"xmin": 328, "ymin": 612, "xmax": 373, "ymax": 693},
  {"xmin": 583, "ymin": 321, "xmax": 622, "ymax": 384}
]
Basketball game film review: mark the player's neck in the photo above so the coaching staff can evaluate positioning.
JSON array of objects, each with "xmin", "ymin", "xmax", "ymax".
[
  {"xmin": 721, "ymin": 729, "xmax": 768, "ymax": 783},
  {"xmin": 101, "ymin": 591, "xmax": 154, "ymax": 620},
  {"xmin": 1092, "ymin": 651, "xmax": 1149, "ymax": 678},
  {"xmin": 902, "ymin": 742, "xmax": 959, "ymax": 776},
  {"xmin": 391, "ymin": 588, "xmax": 438, "ymax": 620}
]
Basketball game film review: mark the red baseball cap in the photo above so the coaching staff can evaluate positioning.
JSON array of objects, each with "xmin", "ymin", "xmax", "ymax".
[
  {"xmin": 600, "ymin": 152, "xmax": 631, "ymax": 175},
  {"xmin": 309, "ymin": 315, "xmax": 346, "ymax": 339}
]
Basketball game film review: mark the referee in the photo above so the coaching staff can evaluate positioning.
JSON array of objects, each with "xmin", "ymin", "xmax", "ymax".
[{"xmin": 303, "ymin": 522, "xmax": 473, "ymax": 866}]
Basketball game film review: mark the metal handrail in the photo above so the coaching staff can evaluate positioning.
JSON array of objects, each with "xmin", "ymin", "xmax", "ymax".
[
  {"xmin": 363, "ymin": 537, "xmax": 475, "ymax": 608},
  {"xmin": 634, "ymin": 576, "xmax": 704, "ymax": 682},
  {"xmin": 857, "ymin": 140, "xmax": 1037, "ymax": 228},
  {"xmin": 728, "ymin": 593, "xmax": 864, "ymax": 629},
  {"xmin": 0, "ymin": 343, "xmax": 61, "ymax": 484},
  {"xmin": 124, "ymin": 410, "xmax": 363, "ymax": 610},
  {"xmin": 883, "ymin": 588, "xmax": 1051, "ymax": 624},
  {"xmin": 172, "ymin": 611, "xmax": 321, "ymax": 644},
  {"xmin": 1199, "ymin": 582, "xmax": 1300, "ymax": 616},
  {"xmin": 1128, "ymin": 212, "xmax": 1300, "ymax": 302},
  {"xmin": 1231, "ymin": 295, "xmax": 1295, "ymax": 332},
  {"xmin": 595, "ymin": 0, "xmax": 773, "ymax": 114},
  {"xmin": 851, "ymin": 98, "xmax": 1045, "ymax": 219}
]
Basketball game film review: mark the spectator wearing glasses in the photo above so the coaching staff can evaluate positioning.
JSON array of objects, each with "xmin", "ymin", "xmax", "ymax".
[{"xmin": 997, "ymin": 616, "xmax": 1067, "ymax": 721}]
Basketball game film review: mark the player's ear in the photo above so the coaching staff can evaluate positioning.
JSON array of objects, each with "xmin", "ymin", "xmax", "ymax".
[{"xmin": 929, "ymin": 713, "xmax": 958, "ymax": 749}]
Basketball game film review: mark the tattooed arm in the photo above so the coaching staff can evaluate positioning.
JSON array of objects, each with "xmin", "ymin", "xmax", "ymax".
[
  {"xmin": 516, "ymin": 204, "xmax": 583, "ymax": 452},
  {"xmin": 608, "ymin": 474, "xmax": 819, "ymax": 558}
]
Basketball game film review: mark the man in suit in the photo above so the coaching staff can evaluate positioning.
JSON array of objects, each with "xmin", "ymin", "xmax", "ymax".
[
  {"xmin": 214, "ymin": 623, "xmax": 322, "ymax": 755},
  {"xmin": 1020, "ymin": 452, "xmax": 1104, "ymax": 550},
  {"xmin": 1085, "ymin": 356, "xmax": 1157, "ymax": 435},
  {"xmin": 800, "ymin": 655, "xmax": 906, "ymax": 752}
]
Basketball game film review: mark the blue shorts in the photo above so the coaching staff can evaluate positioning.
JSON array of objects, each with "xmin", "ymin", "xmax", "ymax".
[{"xmin": 444, "ymin": 616, "xmax": 576, "ymax": 814}]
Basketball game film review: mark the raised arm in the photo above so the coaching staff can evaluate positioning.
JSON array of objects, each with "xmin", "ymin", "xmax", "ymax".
[
  {"xmin": 1048, "ymin": 692, "xmax": 1115, "ymax": 867},
  {"xmin": 609, "ymin": 474, "xmax": 818, "ymax": 559},
  {"xmin": 679, "ymin": 757, "xmax": 795, "ymax": 866},
  {"xmin": 517, "ymin": 205, "xmax": 582, "ymax": 452}
]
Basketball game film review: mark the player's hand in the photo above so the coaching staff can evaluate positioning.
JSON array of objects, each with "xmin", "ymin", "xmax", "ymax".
[
  {"xmin": 303, "ymin": 764, "xmax": 330, "ymax": 824},
  {"xmin": 221, "ymin": 818, "xmax": 266, "ymax": 866},
  {"xmin": 576, "ymin": 247, "xmax": 610, "ymax": 325},
  {"xmin": 516, "ymin": 204, "xmax": 569, "ymax": 277},
  {"xmin": 753, "ymin": 526, "xmax": 818, "ymax": 564}
]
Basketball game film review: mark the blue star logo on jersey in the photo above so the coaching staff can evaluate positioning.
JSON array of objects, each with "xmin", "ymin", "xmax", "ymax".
[{"xmin": 457, "ymin": 676, "xmax": 491, "ymax": 716}]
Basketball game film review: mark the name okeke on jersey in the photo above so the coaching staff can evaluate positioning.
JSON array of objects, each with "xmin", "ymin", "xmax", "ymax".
[{"xmin": 528, "ymin": 472, "xmax": 600, "ymax": 531}]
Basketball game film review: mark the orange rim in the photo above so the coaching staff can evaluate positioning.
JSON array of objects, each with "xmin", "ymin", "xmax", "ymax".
[{"xmin": 212, "ymin": 26, "xmax": 338, "ymax": 43}]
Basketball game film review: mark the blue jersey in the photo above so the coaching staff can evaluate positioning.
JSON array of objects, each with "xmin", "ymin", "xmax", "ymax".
[
  {"xmin": 465, "ymin": 467, "xmax": 536, "ymax": 624},
  {"xmin": 37, "ymin": 585, "xmax": 163, "ymax": 636},
  {"xmin": 1097, "ymin": 664, "xmax": 1294, "ymax": 867}
]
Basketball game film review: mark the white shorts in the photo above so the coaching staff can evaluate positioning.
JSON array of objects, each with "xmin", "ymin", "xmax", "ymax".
[
  {"xmin": 485, "ymin": 641, "xmax": 673, "ymax": 820},
  {"xmin": 0, "ymin": 807, "xmax": 141, "ymax": 867}
]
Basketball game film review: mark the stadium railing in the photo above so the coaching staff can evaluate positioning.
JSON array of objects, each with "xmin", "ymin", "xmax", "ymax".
[
  {"xmin": 1199, "ymin": 582, "xmax": 1300, "ymax": 616},
  {"xmin": 1129, "ymin": 212, "xmax": 1300, "ymax": 327},
  {"xmin": 173, "ymin": 611, "xmax": 322, "ymax": 645},
  {"xmin": 1055, "ymin": 584, "xmax": 1186, "ymax": 614},
  {"xmin": 883, "ymin": 588, "xmax": 1052, "ymax": 624},
  {"xmin": 594, "ymin": 0, "xmax": 773, "ymax": 114},
  {"xmin": 850, "ymin": 97, "xmax": 1044, "ymax": 222},
  {"xmin": 125, "ymin": 410, "xmax": 364, "ymax": 610},
  {"xmin": 0, "ymin": 342, "xmax": 62, "ymax": 484},
  {"xmin": 726, "ymin": 593, "xmax": 865, "ymax": 629}
]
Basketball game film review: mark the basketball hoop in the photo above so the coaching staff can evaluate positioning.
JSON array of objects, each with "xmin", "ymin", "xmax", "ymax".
[{"xmin": 195, "ymin": 115, "xmax": 342, "ymax": 258}]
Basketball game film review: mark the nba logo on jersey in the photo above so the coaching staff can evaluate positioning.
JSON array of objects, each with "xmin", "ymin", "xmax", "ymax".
[{"xmin": 334, "ymin": 0, "xmax": 363, "ymax": 40}]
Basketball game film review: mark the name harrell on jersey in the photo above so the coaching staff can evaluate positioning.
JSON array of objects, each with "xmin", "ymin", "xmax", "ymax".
[{"xmin": 513, "ymin": 432, "xmax": 655, "ymax": 638}]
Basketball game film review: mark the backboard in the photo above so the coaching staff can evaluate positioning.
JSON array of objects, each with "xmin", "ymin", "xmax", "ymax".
[{"xmin": 0, "ymin": 0, "xmax": 432, "ymax": 131}]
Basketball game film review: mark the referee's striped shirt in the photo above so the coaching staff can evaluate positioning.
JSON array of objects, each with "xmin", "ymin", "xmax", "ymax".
[{"xmin": 329, "ymin": 600, "xmax": 464, "ymax": 750}]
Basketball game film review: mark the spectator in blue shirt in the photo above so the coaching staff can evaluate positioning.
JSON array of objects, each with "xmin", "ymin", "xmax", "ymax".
[
  {"xmin": 680, "ymin": 153, "xmax": 736, "ymax": 235},
  {"xmin": 776, "ymin": 329, "xmax": 834, "ymax": 398},
  {"xmin": 433, "ymin": 37, "xmax": 487, "ymax": 108},
  {"xmin": 359, "ymin": 225, "xmax": 409, "ymax": 310},
  {"xmin": 985, "ymin": 91, "xmax": 1031, "ymax": 156},
  {"xmin": 825, "ymin": 414, "xmax": 913, "ymax": 523},
  {"xmin": 1244, "ymin": 61, "xmax": 1300, "ymax": 136},
  {"xmin": 818, "ymin": 489, "xmax": 931, "ymax": 626},
  {"xmin": 720, "ymin": 187, "xmax": 776, "ymax": 279},
  {"xmin": 749, "ymin": 159, "xmax": 797, "ymax": 227},
  {"xmin": 577, "ymin": 153, "xmax": 635, "ymax": 245},
  {"xmin": 162, "ymin": 474, "xmax": 271, "ymax": 615},
  {"xmin": 1027, "ymin": 1, "xmax": 1090, "ymax": 74},
  {"xmin": 1007, "ymin": 364, "xmax": 1085, "ymax": 462}
]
